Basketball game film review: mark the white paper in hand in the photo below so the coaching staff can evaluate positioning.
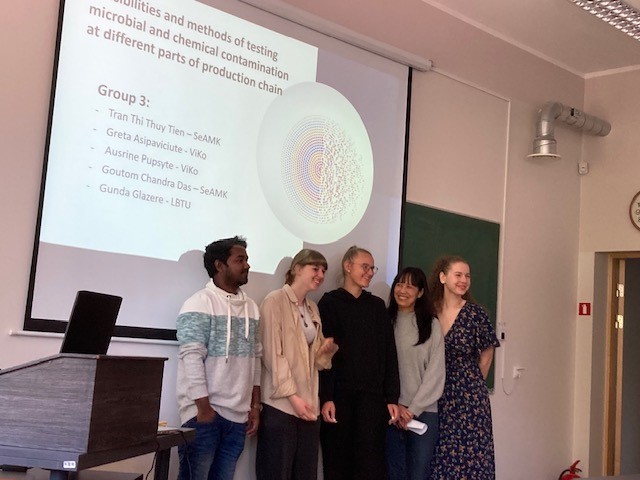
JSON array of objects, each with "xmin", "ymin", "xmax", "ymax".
[{"xmin": 406, "ymin": 419, "xmax": 428, "ymax": 435}]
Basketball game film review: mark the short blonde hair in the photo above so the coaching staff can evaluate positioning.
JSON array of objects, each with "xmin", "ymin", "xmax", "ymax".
[{"xmin": 285, "ymin": 249, "xmax": 328, "ymax": 285}]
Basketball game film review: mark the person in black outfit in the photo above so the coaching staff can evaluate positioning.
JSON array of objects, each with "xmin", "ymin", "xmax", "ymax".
[{"xmin": 319, "ymin": 245, "xmax": 400, "ymax": 480}]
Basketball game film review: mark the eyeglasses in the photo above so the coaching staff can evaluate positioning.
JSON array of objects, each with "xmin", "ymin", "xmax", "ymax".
[{"xmin": 352, "ymin": 263, "xmax": 379, "ymax": 274}]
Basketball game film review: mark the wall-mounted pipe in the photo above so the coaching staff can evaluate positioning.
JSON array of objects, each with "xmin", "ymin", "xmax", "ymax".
[{"xmin": 528, "ymin": 101, "xmax": 611, "ymax": 159}]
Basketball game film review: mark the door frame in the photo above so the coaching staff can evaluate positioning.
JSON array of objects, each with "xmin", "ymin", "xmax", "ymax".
[{"xmin": 603, "ymin": 252, "xmax": 640, "ymax": 475}]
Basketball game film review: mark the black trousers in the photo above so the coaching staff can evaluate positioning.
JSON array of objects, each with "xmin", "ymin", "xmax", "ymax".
[
  {"xmin": 320, "ymin": 390, "xmax": 388, "ymax": 480},
  {"xmin": 256, "ymin": 404, "xmax": 321, "ymax": 480}
]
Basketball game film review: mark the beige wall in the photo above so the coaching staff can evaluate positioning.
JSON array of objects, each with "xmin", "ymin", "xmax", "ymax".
[
  {"xmin": 409, "ymin": 71, "xmax": 584, "ymax": 477},
  {"xmin": 2, "ymin": 0, "xmax": 619, "ymax": 479},
  {"xmin": 407, "ymin": 72, "xmax": 509, "ymax": 223},
  {"xmin": 582, "ymin": 70, "xmax": 640, "ymax": 254},
  {"xmin": 573, "ymin": 69, "xmax": 640, "ymax": 476}
]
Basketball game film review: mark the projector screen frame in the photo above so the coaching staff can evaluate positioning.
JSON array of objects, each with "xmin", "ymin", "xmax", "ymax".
[{"xmin": 23, "ymin": 0, "xmax": 414, "ymax": 342}]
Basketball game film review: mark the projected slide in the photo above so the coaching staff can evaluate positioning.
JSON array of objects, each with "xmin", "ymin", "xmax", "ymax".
[
  {"xmin": 42, "ymin": 0, "xmax": 320, "ymax": 272},
  {"xmin": 29, "ymin": 0, "xmax": 408, "ymax": 332}
]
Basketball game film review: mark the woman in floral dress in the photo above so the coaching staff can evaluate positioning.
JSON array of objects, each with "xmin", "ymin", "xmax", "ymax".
[{"xmin": 428, "ymin": 256, "xmax": 500, "ymax": 480}]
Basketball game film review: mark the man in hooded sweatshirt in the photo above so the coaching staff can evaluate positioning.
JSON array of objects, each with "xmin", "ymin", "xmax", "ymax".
[{"xmin": 176, "ymin": 236, "xmax": 262, "ymax": 480}]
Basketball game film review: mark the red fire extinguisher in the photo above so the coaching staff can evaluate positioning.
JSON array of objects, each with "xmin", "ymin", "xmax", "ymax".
[{"xmin": 558, "ymin": 460, "xmax": 582, "ymax": 480}]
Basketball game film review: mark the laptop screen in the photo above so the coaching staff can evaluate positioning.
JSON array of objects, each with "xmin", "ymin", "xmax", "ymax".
[{"xmin": 59, "ymin": 291, "xmax": 123, "ymax": 355}]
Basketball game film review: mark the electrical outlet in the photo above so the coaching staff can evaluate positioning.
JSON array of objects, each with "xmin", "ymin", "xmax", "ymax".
[
  {"xmin": 578, "ymin": 161, "xmax": 589, "ymax": 175},
  {"xmin": 513, "ymin": 366, "xmax": 525, "ymax": 379},
  {"xmin": 497, "ymin": 321, "xmax": 507, "ymax": 341}
]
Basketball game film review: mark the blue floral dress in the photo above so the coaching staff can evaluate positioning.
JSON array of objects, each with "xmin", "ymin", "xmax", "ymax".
[{"xmin": 430, "ymin": 302, "xmax": 500, "ymax": 480}]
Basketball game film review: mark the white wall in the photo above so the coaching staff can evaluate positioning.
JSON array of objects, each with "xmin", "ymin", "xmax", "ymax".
[
  {"xmin": 497, "ymin": 99, "xmax": 582, "ymax": 476},
  {"xmin": 581, "ymin": 71, "xmax": 640, "ymax": 254},
  {"xmin": 409, "ymin": 68, "xmax": 584, "ymax": 477},
  {"xmin": 573, "ymin": 69, "xmax": 640, "ymax": 476},
  {"xmin": 2, "ymin": 1, "xmax": 602, "ymax": 479},
  {"xmin": 407, "ymin": 72, "xmax": 508, "ymax": 224}
]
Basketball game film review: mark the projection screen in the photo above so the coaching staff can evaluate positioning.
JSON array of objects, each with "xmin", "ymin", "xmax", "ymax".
[{"xmin": 26, "ymin": 0, "xmax": 411, "ymax": 339}]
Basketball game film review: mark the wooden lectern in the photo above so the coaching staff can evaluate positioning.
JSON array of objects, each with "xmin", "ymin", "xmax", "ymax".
[{"xmin": 0, "ymin": 354, "xmax": 167, "ymax": 479}]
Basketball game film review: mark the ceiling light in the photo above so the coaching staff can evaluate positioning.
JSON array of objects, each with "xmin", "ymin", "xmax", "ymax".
[{"xmin": 569, "ymin": 0, "xmax": 640, "ymax": 40}]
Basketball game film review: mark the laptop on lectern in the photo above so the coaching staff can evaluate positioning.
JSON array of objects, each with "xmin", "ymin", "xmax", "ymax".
[{"xmin": 59, "ymin": 290, "xmax": 123, "ymax": 355}]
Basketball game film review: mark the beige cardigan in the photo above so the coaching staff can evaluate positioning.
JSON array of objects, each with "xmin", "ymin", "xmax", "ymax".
[{"xmin": 259, "ymin": 284, "xmax": 333, "ymax": 417}]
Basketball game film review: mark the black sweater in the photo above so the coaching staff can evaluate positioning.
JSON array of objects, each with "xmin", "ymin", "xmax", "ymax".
[{"xmin": 318, "ymin": 288, "xmax": 400, "ymax": 405}]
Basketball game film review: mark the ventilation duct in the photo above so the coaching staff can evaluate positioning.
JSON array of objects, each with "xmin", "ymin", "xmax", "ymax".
[{"xmin": 528, "ymin": 101, "xmax": 611, "ymax": 159}]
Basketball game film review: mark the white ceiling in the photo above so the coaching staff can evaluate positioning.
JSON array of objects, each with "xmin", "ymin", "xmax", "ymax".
[{"xmin": 422, "ymin": 0, "xmax": 640, "ymax": 77}]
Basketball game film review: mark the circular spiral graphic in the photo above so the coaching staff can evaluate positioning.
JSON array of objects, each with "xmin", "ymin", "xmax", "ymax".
[
  {"xmin": 281, "ymin": 116, "xmax": 363, "ymax": 224},
  {"xmin": 257, "ymin": 82, "xmax": 373, "ymax": 244}
]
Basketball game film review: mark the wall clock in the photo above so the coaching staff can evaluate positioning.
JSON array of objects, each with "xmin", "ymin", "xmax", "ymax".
[{"xmin": 630, "ymin": 190, "xmax": 640, "ymax": 231}]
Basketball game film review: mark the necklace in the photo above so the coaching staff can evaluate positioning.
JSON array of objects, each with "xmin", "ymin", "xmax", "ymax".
[{"xmin": 297, "ymin": 304, "xmax": 308, "ymax": 327}]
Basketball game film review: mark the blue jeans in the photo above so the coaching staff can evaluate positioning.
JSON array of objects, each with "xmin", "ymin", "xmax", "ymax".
[
  {"xmin": 386, "ymin": 411, "xmax": 439, "ymax": 480},
  {"xmin": 178, "ymin": 414, "xmax": 246, "ymax": 480}
]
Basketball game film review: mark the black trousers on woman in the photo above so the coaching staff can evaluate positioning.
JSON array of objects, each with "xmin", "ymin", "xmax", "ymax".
[
  {"xmin": 320, "ymin": 389, "xmax": 388, "ymax": 480},
  {"xmin": 256, "ymin": 404, "xmax": 321, "ymax": 480}
]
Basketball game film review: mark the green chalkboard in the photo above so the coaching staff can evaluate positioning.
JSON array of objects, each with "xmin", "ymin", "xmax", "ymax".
[{"xmin": 400, "ymin": 202, "xmax": 500, "ymax": 390}]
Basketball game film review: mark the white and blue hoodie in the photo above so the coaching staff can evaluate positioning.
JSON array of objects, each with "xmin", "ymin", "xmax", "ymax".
[{"xmin": 176, "ymin": 279, "xmax": 261, "ymax": 425}]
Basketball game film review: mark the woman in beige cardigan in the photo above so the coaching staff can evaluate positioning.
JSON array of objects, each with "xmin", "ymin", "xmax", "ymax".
[{"xmin": 256, "ymin": 249, "xmax": 338, "ymax": 480}]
